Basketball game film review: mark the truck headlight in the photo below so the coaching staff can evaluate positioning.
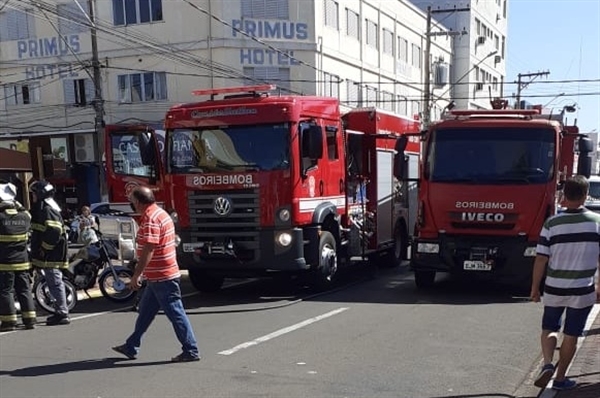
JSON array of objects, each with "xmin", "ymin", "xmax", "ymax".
[
  {"xmin": 276, "ymin": 232, "xmax": 292, "ymax": 247},
  {"xmin": 278, "ymin": 208, "xmax": 290, "ymax": 222},
  {"xmin": 523, "ymin": 246, "xmax": 537, "ymax": 257},
  {"xmin": 170, "ymin": 211, "xmax": 179, "ymax": 224},
  {"xmin": 417, "ymin": 243, "xmax": 439, "ymax": 254}
]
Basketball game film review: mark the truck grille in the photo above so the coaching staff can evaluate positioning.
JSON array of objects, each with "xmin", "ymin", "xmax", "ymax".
[{"xmin": 187, "ymin": 189, "xmax": 260, "ymax": 261}]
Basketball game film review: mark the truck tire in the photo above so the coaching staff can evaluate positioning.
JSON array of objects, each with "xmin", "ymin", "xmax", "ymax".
[
  {"xmin": 311, "ymin": 231, "xmax": 338, "ymax": 291},
  {"xmin": 373, "ymin": 225, "xmax": 407, "ymax": 268},
  {"xmin": 414, "ymin": 270, "xmax": 436, "ymax": 289},
  {"xmin": 188, "ymin": 269, "xmax": 225, "ymax": 293}
]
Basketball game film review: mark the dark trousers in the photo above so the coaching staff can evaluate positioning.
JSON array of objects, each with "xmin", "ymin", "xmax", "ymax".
[{"xmin": 0, "ymin": 270, "xmax": 36, "ymax": 325}]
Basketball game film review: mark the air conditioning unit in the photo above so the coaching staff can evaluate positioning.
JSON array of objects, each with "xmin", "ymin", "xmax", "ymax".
[
  {"xmin": 475, "ymin": 82, "xmax": 484, "ymax": 91},
  {"xmin": 494, "ymin": 55, "xmax": 502, "ymax": 64},
  {"xmin": 73, "ymin": 133, "xmax": 98, "ymax": 163},
  {"xmin": 477, "ymin": 36, "xmax": 486, "ymax": 45}
]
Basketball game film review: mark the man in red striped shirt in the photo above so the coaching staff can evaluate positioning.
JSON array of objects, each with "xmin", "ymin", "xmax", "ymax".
[{"xmin": 112, "ymin": 186, "xmax": 199, "ymax": 362}]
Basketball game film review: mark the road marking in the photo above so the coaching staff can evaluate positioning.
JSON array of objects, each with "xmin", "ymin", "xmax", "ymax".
[
  {"xmin": 218, "ymin": 307, "xmax": 349, "ymax": 356},
  {"xmin": 539, "ymin": 303, "xmax": 600, "ymax": 398}
]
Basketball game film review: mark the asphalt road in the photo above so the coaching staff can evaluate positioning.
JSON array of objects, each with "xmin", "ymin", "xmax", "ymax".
[{"xmin": 0, "ymin": 265, "xmax": 546, "ymax": 398}]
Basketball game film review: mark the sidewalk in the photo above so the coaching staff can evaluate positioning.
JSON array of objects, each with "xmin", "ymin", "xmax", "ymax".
[{"xmin": 553, "ymin": 306, "xmax": 600, "ymax": 398}]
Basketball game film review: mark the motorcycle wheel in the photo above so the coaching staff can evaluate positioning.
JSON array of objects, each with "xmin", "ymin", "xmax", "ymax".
[
  {"xmin": 98, "ymin": 267, "xmax": 136, "ymax": 302},
  {"xmin": 33, "ymin": 278, "xmax": 78, "ymax": 314}
]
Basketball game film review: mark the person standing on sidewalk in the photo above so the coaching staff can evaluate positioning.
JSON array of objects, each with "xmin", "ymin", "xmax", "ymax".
[
  {"xmin": 112, "ymin": 186, "xmax": 200, "ymax": 362},
  {"xmin": 531, "ymin": 175, "xmax": 600, "ymax": 390},
  {"xmin": 29, "ymin": 180, "xmax": 70, "ymax": 326},
  {"xmin": 0, "ymin": 182, "xmax": 36, "ymax": 331}
]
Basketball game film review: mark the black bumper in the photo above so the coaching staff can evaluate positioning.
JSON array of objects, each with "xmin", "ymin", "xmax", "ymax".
[
  {"xmin": 410, "ymin": 234, "xmax": 535, "ymax": 282},
  {"xmin": 176, "ymin": 227, "xmax": 309, "ymax": 276}
]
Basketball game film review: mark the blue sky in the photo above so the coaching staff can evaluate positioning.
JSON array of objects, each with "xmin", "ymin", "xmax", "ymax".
[{"xmin": 506, "ymin": 0, "xmax": 600, "ymax": 133}]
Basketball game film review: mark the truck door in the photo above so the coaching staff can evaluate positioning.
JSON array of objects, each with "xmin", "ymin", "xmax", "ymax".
[
  {"xmin": 105, "ymin": 126, "xmax": 164, "ymax": 209},
  {"xmin": 298, "ymin": 121, "xmax": 324, "ymax": 215}
]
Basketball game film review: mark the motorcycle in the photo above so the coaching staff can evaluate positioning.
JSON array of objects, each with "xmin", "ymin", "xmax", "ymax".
[{"xmin": 33, "ymin": 230, "xmax": 136, "ymax": 313}]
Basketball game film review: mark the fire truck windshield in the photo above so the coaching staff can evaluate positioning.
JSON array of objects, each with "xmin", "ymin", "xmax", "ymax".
[
  {"xmin": 426, "ymin": 127, "xmax": 556, "ymax": 184},
  {"xmin": 166, "ymin": 123, "xmax": 290, "ymax": 173}
]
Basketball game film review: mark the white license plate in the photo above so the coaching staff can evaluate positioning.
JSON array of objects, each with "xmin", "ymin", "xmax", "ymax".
[
  {"xmin": 182, "ymin": 243, "xmax": 204, "ymax": 253},
  {"xmin": 463, "ymin": 260, "xmax": 492, "ymax": 271}
]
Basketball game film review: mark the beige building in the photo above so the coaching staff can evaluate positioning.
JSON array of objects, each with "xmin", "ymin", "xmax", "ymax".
[{"xmin": 0, "ymin": 0, "xmax": 455, "ymax": 145}]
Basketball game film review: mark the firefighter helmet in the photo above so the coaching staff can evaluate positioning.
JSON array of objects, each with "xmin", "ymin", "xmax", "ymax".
[{"xmin": 29, "ymin": 180, "xmax": 55, "ymax": 200}]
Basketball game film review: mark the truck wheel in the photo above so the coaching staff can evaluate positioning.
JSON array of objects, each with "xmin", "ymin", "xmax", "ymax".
[
  {"xmin": 414, "ymin": 270, "xmax": 436, "ymax": 289},
  {"xmin": 374, "ymin": 226, "xmax": 406, "ymax": 268},
  {"xmin": 188, "ymin": 269, "xmax": 225, "ymax": 293},
  {"xmin": 311, "ymin": 231, "xmax": 338, "ymax": 291}
]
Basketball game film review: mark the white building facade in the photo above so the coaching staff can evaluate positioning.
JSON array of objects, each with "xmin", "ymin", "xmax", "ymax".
[
  {"xmin": 410, "ymin": 0, "xmax": 508, "ymax": 110},
  {"xmin": 0, "ymin": 0, "xmax": 455, "ymax": 141}
]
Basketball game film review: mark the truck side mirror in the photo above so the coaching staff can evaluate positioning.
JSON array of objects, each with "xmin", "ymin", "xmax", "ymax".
[
  {"xmin": 576, "ymin": 136, "xmax": 593, "ymax": 178},
  {"xmin": 577, "ymin": 136, "xmax": 594, "ymax": 153},
  {"xmin": 393, "ymin": 136, "xmax": 408, "ymax": 179}
]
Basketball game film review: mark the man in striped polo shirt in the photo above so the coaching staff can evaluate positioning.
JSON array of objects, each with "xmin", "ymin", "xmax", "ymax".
[
  {"xmin": 112, "ymin": 186, "xmax": 200, "ymax": 362},
  {"xmin": 531, "ymin": 175, "xmax": 600, "ymax": 390}
]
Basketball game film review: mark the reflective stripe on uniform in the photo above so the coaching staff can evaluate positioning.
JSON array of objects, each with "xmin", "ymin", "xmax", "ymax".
[
  {"xmin": 32, "ymin": 259, "xmax": 68, "ymax": 268},
  {"xmin": 0, "ymin": 233, "xmax": 28, "ymax": 242},
  {"xmin": 31, "ymin": 223, "xmax": 46, "ymax": 232},
  {"xmin": 0, "ymin": 314, "xmax": 18, "ymax": 322},
  {"xmin": 21, "ymin": 311, "xmax": 36, "ymax": 319},
  {"xmin": 4, "ymin": 209, "xmax": 17, "ymax": 215},
  {"xmin": 45, "ymin": 220, "xmax": 64, "ymax": 232},
  {"xmin": 0, "ymin": 262, "xmax": 31, "ymax": 271},
  {"xmin": 41, "ymin": 241, "xmax": 55, "ymax": 251}
]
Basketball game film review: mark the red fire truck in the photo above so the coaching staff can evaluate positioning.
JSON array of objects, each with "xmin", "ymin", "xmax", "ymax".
[
  {"xmin": 406, "ymin": 107, "xmax": 593, "ymax": 289},
  {"xmin": 104, "ymin": 85, "xmax": 421, "ymax": 292}
]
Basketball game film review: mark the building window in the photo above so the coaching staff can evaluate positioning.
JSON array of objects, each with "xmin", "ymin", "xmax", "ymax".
[
  {"xmin": 64, "ymin": 78, "xmax": 94, "ymax": 107},
  {"xmin": 412, "ymin": 101, "xmax": 420, "ymax": 118},
  {"xmin": 492, "ymin": 77, "xmax": 498, "ymax": 91},
  {"xmin": 396, "ymin": 95, "xmax": 407, "ymax": 116},
  {"xmin": 365, "ymin": 20, "xmax": 378, "ymax": 49},
  {"xmin": 397, "ymin": 37, "xmax": 408, "ymax": 62},
  {"xmin": 243, "ymin": 67, "xmax": 291, "ymax": 92},
  {"xmin": 58, "ymin": 3, "xmax": 89, "ymax": 35},
  {"xmin": 324, "ymin": 0, "xmax": 338, "ymax": 30},
  {"xmin": 411, "ymin": 44, "xmax": 421, "ymax": 68},
  {"xmin": 241, "ymin": 0, "xmax": 289, "ymax": 19},
  {"xmin": 113, "ymin": 0, "xmax": 163, "ymax": 26},
  {"xmin": 4, "ymin": 82, "xmax": 41, "ymax": 105},
  {"xmin": 345, "ymin": 8, "xmax": 359, "ymax": 40},
  {"xmin": 347, "ymin": 80, "xmax": 359, "ymax": 106},
  {"xmin": 0, "ymin": 9, "xmax": 36, "ymax": 42},
  {"xmin": 382, "ymin": 29, "xmax": 393, "ymax": 55},
  {"xmin": 322, "ymin": 72, "xmax": 340, "ymax": 98},
  {"xmin": 475, "ymin": 18, "xmax": 481, "ymax": 36},
  {"xmin": 118, "ymin": 72, "xmax": 167, "ymax": 103},
  {"xmin": 365, "ymin": 86, "xmax": 377, "ymax": 106},
  {"xmin": 381, "ymin": 91, "xmax": 394, "ymax": 111}
]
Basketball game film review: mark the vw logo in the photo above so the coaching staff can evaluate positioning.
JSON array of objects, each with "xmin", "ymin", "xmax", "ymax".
[{"xmin": 213, "ymin": 197, "xmax": 232, "ymax": 216}]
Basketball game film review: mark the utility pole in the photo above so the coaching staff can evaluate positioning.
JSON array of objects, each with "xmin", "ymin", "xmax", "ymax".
[
  {"xmin": 515, "ymin": 71, "xmax": 550, "ymax": 109},
  {"xmin": 423, "ymin": 5, "xmax": 470, "ymax": 128},
  {"xmin": 88, "ymin": 0, "xmax": 107, "ymax": 200}
]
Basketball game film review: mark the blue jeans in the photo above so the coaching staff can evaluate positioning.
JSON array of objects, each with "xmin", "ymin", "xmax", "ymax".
[{"xmin": 124, "ymin": 278, "xmax": 199, "ymax": 357}]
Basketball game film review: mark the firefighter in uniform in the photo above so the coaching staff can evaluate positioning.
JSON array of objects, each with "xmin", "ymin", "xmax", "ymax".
[
  {"xmin": 29, "ymin": 180, "xmax": 70, "ymax": 326},
  {"xmin": 0, "ymin": 182, "xmax": 36, "ymax": 331}
]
